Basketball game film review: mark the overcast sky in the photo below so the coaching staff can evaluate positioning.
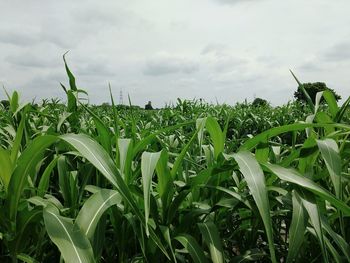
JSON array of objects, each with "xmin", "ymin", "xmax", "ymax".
[{"xmin": 1, "ymin": 0, "xmax": 349, "ymax": 107}]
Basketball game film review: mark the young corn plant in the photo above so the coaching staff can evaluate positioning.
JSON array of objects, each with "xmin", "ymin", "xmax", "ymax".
[{"xmin": 1, "ymin": 58, "xmax": 349, "ymax": 262}]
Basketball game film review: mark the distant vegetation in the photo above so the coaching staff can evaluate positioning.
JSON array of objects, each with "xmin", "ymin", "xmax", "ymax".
[
  {"xmin": 294, "ymin": 81, "xmax": 341, "ymax": 104},
  {"xmin": 0, "ymin": 56, "xmax": 349, "ymax": 262}
]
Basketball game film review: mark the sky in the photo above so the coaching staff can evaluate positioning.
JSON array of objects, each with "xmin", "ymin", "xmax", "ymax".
[{"xmin": 0, "ymin": 0, "xmax": 350, "ymax": 107}]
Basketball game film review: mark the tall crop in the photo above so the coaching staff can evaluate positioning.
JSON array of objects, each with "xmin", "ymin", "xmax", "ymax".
[{"xmin": 0, "ymin": 57, "xmax": 349, "ymax": 262}]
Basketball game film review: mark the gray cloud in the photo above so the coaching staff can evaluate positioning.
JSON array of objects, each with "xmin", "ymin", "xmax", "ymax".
[
  {"xmin": 201, "ymin": 43, "xmax": 229, "ymax": 56},
  {"xmin": 0, "ymin": 29, "xmax": 40, "ymax": 47},
  {"xmin": 296, "ymin": 42, "xmax": 350, "ymax": 72},
  {"xmin": 297, "ymin": 61, "xmax": 324, "ymax": 72},
  {"xmin": 322, "ymin": 42, "xmax": 350, "ymax": 62},
  {"xmin": 1, "ymin": 0, "xmax": 350, "ymax": 107},
  {"xmin": 76, "ymin": 63, "xmax": 116, "ymax": 77},
  {"xmin": 5, "ymin": 53, "xmax": 61, "ymax": 68},
  {"xmin": 143, "ymin": 54, "xmax": 199, "ymax": 76},
  {"xmin": 201, "ymin": 44, "xmax": 247, "ymax": 72},
  {"xmin": 208, "ymin": 70, "xmax": 262, "ymax": 85}
]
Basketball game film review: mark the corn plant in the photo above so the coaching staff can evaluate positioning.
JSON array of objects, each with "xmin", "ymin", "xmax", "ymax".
[{"xmin": 0, "ymin": 57, "xmax": 349, "ymax": 263}]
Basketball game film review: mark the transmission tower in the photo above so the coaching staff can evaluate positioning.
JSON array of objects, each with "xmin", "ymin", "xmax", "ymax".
[{"xmin": 119, "ymin": 89, "xmax": 124, "ymax": 105}]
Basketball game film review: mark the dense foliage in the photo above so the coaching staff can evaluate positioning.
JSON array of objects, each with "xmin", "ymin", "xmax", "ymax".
[
  {"xmin": 0, "ymin": 59, "xmax": 350, "ymax": 263},
  {"xmin": 252, "ymin": 98, "xmax": 269, "ymax": 107},
  {"xmin": 294, "ymin": 82, "xmax": 341, "ymax": 104}
]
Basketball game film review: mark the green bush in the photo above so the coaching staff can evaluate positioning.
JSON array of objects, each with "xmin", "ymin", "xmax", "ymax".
[
  {"xmin": 252, "ymin": 97, "xmax": 269, "ymax": 107},
  {"xmin": 294, "ymin": 82, "xmax": 341, "ymax": 103}
]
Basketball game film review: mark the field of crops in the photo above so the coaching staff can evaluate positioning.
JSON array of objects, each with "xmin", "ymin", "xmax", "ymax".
[{"xmin": 1, "ymin": 60, "xmax": 350, "ymax": 263}]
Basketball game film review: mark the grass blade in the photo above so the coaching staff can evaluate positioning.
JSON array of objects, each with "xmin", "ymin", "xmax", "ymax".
[
  {"xmin": 6, "ymin": 135, "xmax": 57, "ymax": 224},
  {"xmin": 286, "ymin": 190, "xmax": 307, "ymax": 263},
  {"xmin": 316, "ymin": 139, "xmax": 342, "ymax": 198},
  {"xmin": 206, "ymin": 117, "xmax": 224, "ymax": 160},
  {"xmin": 141, "ymin": 151, "xmax": 161, "ymax": 236},
  {"xmin": 175, "ymin": 234, "xmax": 209, "ymax": 263},
  {"xmin": 299, "ymin": 190, "xmax": 328, "ymax": 262},
  {"xmin": 75, "ymin": 189, "xmax": 122, "ymax": 240},
  {"xmin": 264, "ymin": 163, "xmax": 350, "ymax": 215},
  {"xmin": 0, "ymin": 147, "xmax": 13, "ymax": 193},
  {"xmin": 59, "ymin": 134, "xmax": 170, "ymax": 259},
  {"xmin": 198, "ymin": 221, "xmax": 224, "ymax": 263},
  {"xmin": 233, "ymin": 151, "xmax": 276, "ymax": 263},
  {"xmin": 44, "ymin": 204, "xmax": 95, "ymax": 263}
]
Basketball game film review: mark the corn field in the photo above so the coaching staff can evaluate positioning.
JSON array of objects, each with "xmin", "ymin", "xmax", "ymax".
[{"xmin": 1, "ymin": 58, "xmax": 350, "ymax": 263}]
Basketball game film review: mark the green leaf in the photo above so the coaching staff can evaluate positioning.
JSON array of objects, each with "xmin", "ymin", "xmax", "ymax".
[
  {"xmin": 323, "ymin": 90, "xmax": 338, "ymax": 119},
  {"xmin": 0, "ymin": 147, "xmax": 13, "ymax": 193},
  {"xmin": 240, "ymin": 122, "xmax": 350, "ymax": 151},
  {"xmin": 81, "ymin": 104, "xmax": 112, "ymax": 154},
  {"xmin": 75, "ymin": 189, "xmax": 122, "ymax": 241},
  {"xmin": 10, "ymin": 91, "xmax": 19, "ymax": 113},
  {"xmin": 196, "ymin": 117, "xmax": 206, "ymax": 149},
  {"xmin": 13, "ymin": 206, "xmax": 43, "ymax": 255},
  {"xmin": 286, "ymin": 190, "xmax": 307, "ymax": 263},
  {"xmin": 6, "ymin": 135, "xmax": 57, "ymax": 224},
  {"xmin": 63, "ymin": 52, "xmax": 77, "ymax": 91},
  {"xmin": 233, "ymin": 151, "xmax": 276, "ymax": 263},
  {"xmin": 202, "ymin": 185, "xmax": 252, "ymax": 209},
  {"xmin": 299, "ymin": 190, "xmax": 328, "ymax": 262},
  {"xmin": 255, "ymin": 139, "xmax": 269, "ymax": 163},
  {"xmin": 43, "ymin": 204, "xmax": 95, "ymax": 263},
  {"xmin": 37, "ymin": 156, "xmax": 59, "ymax": 197},
  {"xmin": 175, "ymin": 234, "xmax": 209, "ymax": 263},
  {"xmin": 321, "ymin": 216, "xmax": 350, "ymax": 261},
  {"xmin": 335, "ymin": 95, "xmax": 350, "ymax": 122},
  {"xmin": 316, "ymin": 139, "xmax": 342, "ymax": 198},
  {"xmin": 16, "ymin": 253, "xmax": 40, "ymax": 263},
  {"xmin": 108, "ymin": 84, "xmax": 120, "ymax": 137},
  {"xmin": 11, "ymin": 108, "xmax": 26, "ymax": 163},
  {"xmin": 155, "ymin": 150, "xmax": 174, "ymax": 220},
  {"xmin": 264, "ymin": 163, "xmax": 350, "ymax": 216},
  {"xmin": 198, "ymin": 222, "xmax": 224, "ymax": 263},
  {"xmin": 206, "ymin": 117, "xmax": 224, "ymax": 160},
  {"xmin": 57, "ymin": 155, "xmax": 73, "ymax": 207},
  {"xmin": 59, "ymin": 134, "xmax": 170, "ymax": 259},
  {"xmin": 290, "ymin": 70, "xmax": 314, "ymax": 112},
  {"xmin": 166, "ymin": 189, "xmax": 190, "ymax": 224},
  {"xmin": 170, "ymin": 129, "xmax": 198, "ymax": 179},
  {"xmin": 132, "ymin": 121, "xmax": 194, "ymax": 157},
  {"xmin": 117, "ymin": 138, "xmax": 132, "ymax": 178},
  {"xmin": 141, "ymin": 151, "xmax": 161, "ymax": 236}
]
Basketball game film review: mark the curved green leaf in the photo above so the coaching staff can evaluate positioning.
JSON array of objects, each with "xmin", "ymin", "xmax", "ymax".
[
  {"xmin": 264, "ymin": 163, "xmax": 350, "ymax": 216},
  {"xmin": 175, "ymin": 234, "xmax": 209, "ymax": 263},
  {"xmin": 316, "ymin": 139, "xmax": 341, "ymax": 198},
  {"xmin": 0, "ymin": 147, "xmax": 13, "ymax": 193},
  {"xmin": 299, "ymin": 190, "xmax": 328, "ymax": 262},
  {"xmin": 43, "ymin": 204, "xmax": 95, "ymax": 263},
  {"xmin": 206, "ymin": 117, "xmax": 224, "ymax": 160},
  {"xmin": 286, "ymin": 190, "xmax": 307, "ymax": 263},
  {"xmin": 198, "ymin": 222, "xmax": 224, "ymax": 263},
  {"xmin": 7, "ymin": 135, "xmax": 57, "ymax": 224},
  {"xmin": 75, "ymin": 189, "xmax": 122, "ymax": 240},
  {"xmin": 59, "ymin": 134, "xmax": 170, "ymax": 259},
  {"xmin": 240, "ymin": 122, "xmax": 350, "ymax": 151},
  {"xmin": 141, "ymin": 151, "xmax": 161, "ymax": 236},
  {"xmin": 233, "ymin": 151, "xmax": 276, "ymax": 263}
]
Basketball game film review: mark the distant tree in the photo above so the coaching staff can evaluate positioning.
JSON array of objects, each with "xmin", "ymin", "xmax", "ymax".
[
  {"xmin": 294, "ymin": 82, "xmax": 341, "ymax": 103},
  {"xmin": 252, "ymin": 98, "xmax": 269, "ymax": 107}
]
